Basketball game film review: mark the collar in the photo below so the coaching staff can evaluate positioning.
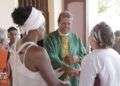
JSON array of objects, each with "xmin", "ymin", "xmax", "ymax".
[{"xmin": 58, "ymin": 30, "xmax": 70, "ymax": 37}]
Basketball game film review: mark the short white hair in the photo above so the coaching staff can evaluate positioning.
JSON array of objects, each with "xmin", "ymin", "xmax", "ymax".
[{"xmin": 0, "ymin": 28, "xmax": 8, "ymax": 44}]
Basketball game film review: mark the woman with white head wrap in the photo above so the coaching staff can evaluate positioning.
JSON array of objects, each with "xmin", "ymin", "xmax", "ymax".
[{"xmin": 10, "ymin": 6, "xmax": 70, "ymax": 86}]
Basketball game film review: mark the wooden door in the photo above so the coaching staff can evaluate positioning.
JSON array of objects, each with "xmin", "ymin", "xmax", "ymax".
[{"xmin": 63, "ymin": 0, "xmax": 86, "ymax": 44}]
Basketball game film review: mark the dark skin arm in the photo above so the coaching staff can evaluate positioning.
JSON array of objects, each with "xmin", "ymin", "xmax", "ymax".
[{"xmin": 25, "ymin": 46, "xmax": 70, "ymax": 86}]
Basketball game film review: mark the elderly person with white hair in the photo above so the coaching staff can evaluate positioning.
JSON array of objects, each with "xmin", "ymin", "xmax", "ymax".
[
  {"xmin": 9, "ymin": 6, "xmax": 70, "ymax": 86},
  {"xmin": 80, "ymin": 22, "xmax": 120, "ymax": 86},
  {"xmin": 0, "ymin": 29, "xmax": 8, "ymax": 46}
]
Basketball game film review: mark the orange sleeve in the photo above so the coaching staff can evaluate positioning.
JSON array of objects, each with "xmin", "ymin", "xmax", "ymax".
[{"xmin": 0, "ymin": 47, "xmax": 8, "ymax": 70}]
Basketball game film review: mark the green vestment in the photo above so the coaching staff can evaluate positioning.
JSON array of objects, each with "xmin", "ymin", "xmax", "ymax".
[{"xmin": 44, "ymin": 30, "xmax": 86, "ymax": 86}]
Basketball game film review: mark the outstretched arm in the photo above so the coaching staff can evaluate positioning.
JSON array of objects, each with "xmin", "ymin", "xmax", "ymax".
[{"xmin": 29, "ymin": 46, "xmax": 70, "ymax": 86}]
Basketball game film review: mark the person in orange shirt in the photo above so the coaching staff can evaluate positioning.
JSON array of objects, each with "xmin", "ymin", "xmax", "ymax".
[{"xmin": 0, "ymin": 29, "xmax": 10, "ymax": 86}]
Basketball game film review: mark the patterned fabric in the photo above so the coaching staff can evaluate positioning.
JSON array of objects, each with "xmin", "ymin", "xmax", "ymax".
[{"xmin": 61, "ymin": 36, "xmax": 69, "ymax": 58}]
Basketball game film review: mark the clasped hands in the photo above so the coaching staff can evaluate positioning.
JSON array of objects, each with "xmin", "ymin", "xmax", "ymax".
[{"xmin": 59, "ymin": 54, "xmax": 81, "ymax": 77}]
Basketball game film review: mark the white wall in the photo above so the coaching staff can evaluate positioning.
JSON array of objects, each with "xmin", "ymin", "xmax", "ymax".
[
  {"xmin": 0, "ymin": 0, "xmax": 18, "ymax": 30},
  {"xmin": 87, "ymin": 0, "xmax": 120, "ymax": 32},
  {"xmin": 68, "ymin": 2, "xmax": 85, "ymax": 41},
  {"xmin": 48, "ymin": 0, "xmax": 63, "ymax": 32},
  {"xmin": 0, "ymin": 0, "xmax": 62, "ymax": 32}
]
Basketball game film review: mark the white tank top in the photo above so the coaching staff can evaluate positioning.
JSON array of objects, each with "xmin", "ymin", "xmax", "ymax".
[{"xmin": 9, "ymin": 42, "xmax": 47, "ymax": 86}]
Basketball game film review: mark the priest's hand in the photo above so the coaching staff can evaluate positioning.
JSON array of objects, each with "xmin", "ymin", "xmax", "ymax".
[
  {"xmin": 59, "ymin": 80, "xmax": 71, "ymax": 86},
  {"xmin": 69, "ymin": 68, "xmax": 80, "ymax": 77},
  {"xmin": 64, "ymin": 54, "xmax": 80, "ymax": 64}
]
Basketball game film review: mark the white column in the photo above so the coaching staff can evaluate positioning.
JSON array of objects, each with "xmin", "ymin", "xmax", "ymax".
[
  {"xmin": 0, "ymin": 0, "xmax": 18, "ymax": 30},
  {"xmin": 48, "ymin": 0, "xmax": 63, "ymax": 32}
]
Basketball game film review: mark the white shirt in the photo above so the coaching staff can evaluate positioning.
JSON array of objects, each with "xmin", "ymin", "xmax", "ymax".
[{"xmin": 80, "ymin": 48, "xmax": 120, "ymax": 86}]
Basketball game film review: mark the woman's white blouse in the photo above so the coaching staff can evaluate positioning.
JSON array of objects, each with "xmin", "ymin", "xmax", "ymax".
[{"xmin": 80, "ymin": 48, "xmax": 120, "ymax": 86}]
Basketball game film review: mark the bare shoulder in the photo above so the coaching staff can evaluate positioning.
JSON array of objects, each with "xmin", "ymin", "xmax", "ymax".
[
  {"xmin": 28, "ymin": 45, "xmax": 48, "ymax": 57},
  {"xmin": 24, "ymin": 45, "xmax": 50, "ymax": 72},
  {"xmin": 26, "ymin": 45, "xmax": 50, "ymax": 66}
]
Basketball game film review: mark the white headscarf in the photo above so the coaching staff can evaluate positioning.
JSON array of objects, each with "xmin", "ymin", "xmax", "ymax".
[{"xmin": 20, "ymin": 7, "xmax": 45, "ymax": 34}]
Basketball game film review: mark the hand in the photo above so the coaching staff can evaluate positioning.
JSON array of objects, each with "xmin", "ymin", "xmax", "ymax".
[
  {"xmin": 72, "ymin": 55, "xmax": 82, "ymax": 64},
  {"xmin": 69, "ymin": 68, "xmax": 80, "ymax": 77},
  {"xmin": 55, "ymin": 67, "xmax": 64, "ymax": 78},
  {"xmin": 72, "ymin": 55, "xmax": 80, "ymax": 64},
  {"xmin": 64, "ymin": 54, "xmax": 79, "ymax": 64},
  {"xmin": 59, "ymin": 80, "xmax": 71, "ymax": 86},
  {"xmin": 64, "ymin": 54, "xmax": 74, "ymax": 64}
]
